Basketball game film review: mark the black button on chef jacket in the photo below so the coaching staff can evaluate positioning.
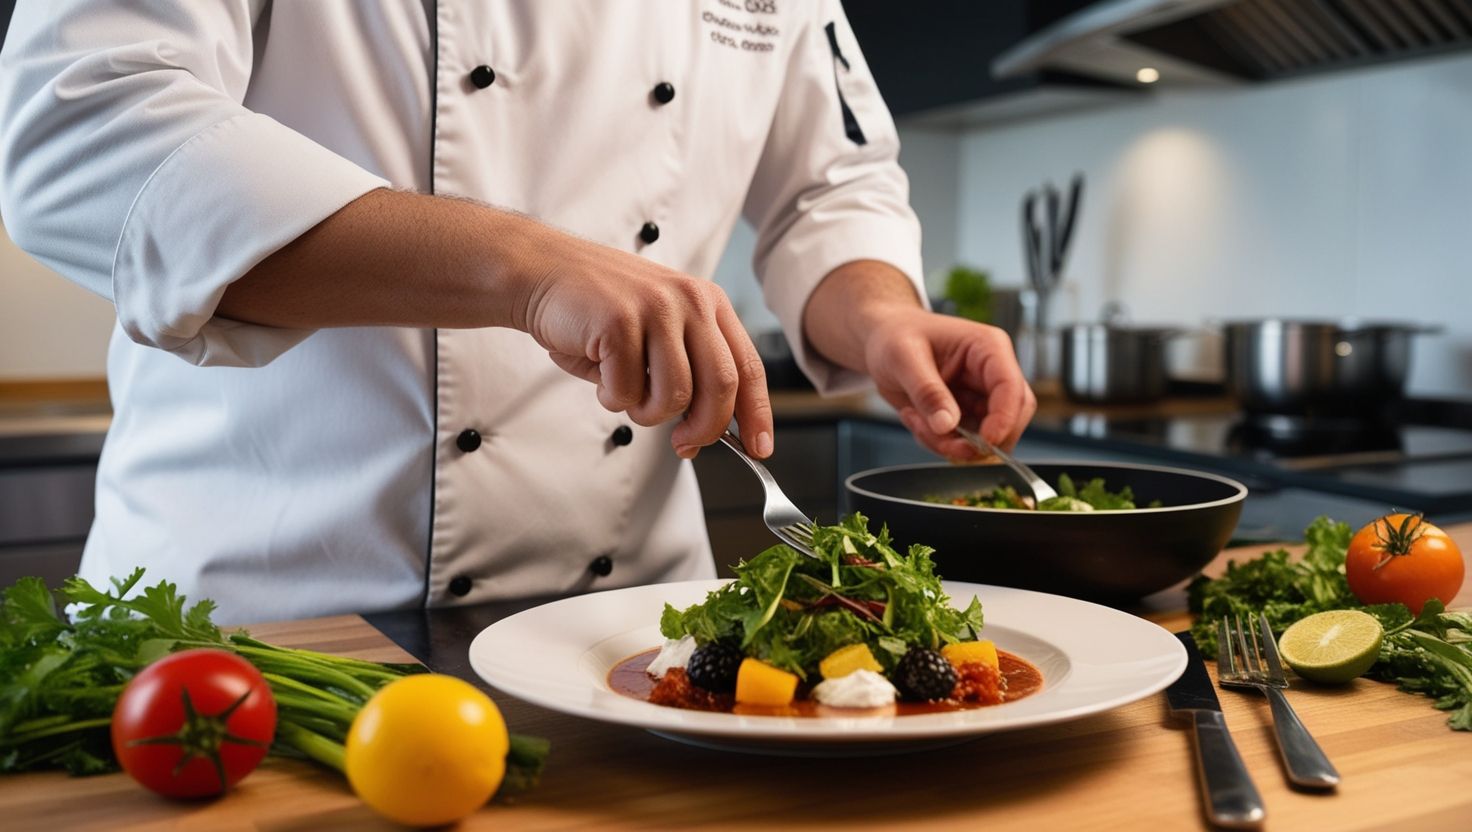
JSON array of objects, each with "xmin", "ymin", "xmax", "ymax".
[{"xmin": 469, "ymin": 65, "xmax": 496, "ymax": 89}]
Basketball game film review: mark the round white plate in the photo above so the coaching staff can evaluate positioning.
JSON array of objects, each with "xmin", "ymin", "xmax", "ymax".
[{"xmin": 469, "ymin": 580, "xmax": 1186, "ymax": 754}]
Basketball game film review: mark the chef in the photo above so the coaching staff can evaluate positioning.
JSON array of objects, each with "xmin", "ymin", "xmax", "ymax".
[{"xmin": 0, "ymin": 2, "xmax": 1036, "ymax": 623}]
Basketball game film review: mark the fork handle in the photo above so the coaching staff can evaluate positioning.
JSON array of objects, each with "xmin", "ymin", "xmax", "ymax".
[
  {"xmin": 717, "ymin": 430, "xmax": 774, "ymax": 486},
  {"xmin": 1264, "ymin": 686, "xmax": 1340, "ymax": 789}
]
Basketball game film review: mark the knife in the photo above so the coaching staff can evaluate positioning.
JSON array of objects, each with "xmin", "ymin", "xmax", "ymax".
[{"xmin": 1168, "ymin": 632, "xmax": 1266, "ymax": 829}]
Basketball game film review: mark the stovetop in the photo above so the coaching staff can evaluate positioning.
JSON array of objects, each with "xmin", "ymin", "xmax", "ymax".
[
  {"xmin": 1096, "ymin": 414, "xmax": 1472, "ymax": 468},
  {"xmin": 1029, "ymin": 411, "xmax": 1472, "ymax": 514}
]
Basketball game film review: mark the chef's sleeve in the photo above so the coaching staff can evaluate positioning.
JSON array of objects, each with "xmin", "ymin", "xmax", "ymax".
[
  {"xmin": 0, "ymin": 1, "xmax": 389, "ymax": 367},
  {"xmin": 742, "ymin": 0, "xmax": 926, "ymax": 395}
]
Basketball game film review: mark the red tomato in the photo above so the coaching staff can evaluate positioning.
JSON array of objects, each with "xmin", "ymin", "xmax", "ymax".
[
  {"xmin": 112, "ymin": 648, "xmax": 277, "ymax": 799},
  {"xmin": 1346, "ymin": 513, "xmax": 1465, "ymax": 615}
]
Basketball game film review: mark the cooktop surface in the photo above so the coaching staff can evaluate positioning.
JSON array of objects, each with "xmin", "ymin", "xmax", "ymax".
[{"xmin": 1032, "ymin": 412, "xmax": 1472, "ymax": 512}]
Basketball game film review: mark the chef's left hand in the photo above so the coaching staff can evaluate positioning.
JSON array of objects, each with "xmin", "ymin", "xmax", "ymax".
[
  {"xmin": 865, "ymin": 306, "xmax": 1036, "ymax": 459},
  {"xmin": 803, "ymin": 260, "xmax": 1036, "ymax": 460}
]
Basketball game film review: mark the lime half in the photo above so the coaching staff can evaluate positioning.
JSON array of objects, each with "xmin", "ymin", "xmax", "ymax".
[{"xmin": 1278, "ymin": 610, "xmax": 1384, "ymax": 684}]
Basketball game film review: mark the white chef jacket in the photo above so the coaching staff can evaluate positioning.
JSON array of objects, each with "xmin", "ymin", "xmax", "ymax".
[{"xmin": 0, "ymin": 1, "xmax": 923, "ymax": 623}]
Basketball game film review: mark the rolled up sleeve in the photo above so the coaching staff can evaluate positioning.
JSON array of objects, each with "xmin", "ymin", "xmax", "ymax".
[
  {"xmin": 743, "ymin": 0, "xmax": 925, "ymax": 395},
  {"xmin": 0, "ymin": 0, "xmax": 387, "ymax": 367}
]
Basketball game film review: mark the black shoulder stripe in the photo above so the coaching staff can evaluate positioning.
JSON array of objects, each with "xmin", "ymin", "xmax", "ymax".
[{"xmin": 824, "ymin": 21, "xmax": 867, "ymax": 146}]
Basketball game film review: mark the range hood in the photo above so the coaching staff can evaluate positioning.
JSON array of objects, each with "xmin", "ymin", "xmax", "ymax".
[{"xmin": 994, "ymin": 0, "xmax": 1472, "ymax": 86}]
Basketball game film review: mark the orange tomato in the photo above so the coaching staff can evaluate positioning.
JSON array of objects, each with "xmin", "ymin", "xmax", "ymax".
[{"xmin": 1346, "ymin": 513, "xmax": 1464, "ymax": 615}]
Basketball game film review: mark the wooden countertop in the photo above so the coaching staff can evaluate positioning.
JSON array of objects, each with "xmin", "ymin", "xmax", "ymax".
[{"xmin": 4, "ymin": 531, "xmax": 1471, "ymax": 830}]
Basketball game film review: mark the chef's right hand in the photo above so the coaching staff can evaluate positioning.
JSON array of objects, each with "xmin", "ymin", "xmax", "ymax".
[{"xmin": 517, "ymin": 237, "xmax": 773, "ymax": 460}]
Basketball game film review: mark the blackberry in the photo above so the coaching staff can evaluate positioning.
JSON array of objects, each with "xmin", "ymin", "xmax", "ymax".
[
  {"xmin": 894, "ymin": 647, "xmax": 957, "ymax": 701},
  {"xmin": 686, "ymin": 641, "xmax": 742, "ymax": 692}
]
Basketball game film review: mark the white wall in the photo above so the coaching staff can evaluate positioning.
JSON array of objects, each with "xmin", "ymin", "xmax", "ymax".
[
  {"xmin": 955, "ymin": 52, "xmax": 1472, "ymax": 398},
  {"xmin": 0, "ymin": 222, "xmax": 115, "ymax": 379}
]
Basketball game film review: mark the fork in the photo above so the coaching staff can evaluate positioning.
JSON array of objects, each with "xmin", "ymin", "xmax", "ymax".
[
  {"xmin": 954, "ymin": 424, "xmax": 1058, "ymax": 505},
  {"xmin": 715, "ymin": 430, "xmax": 819, "ymax": 559},
  {"xmin": 1217, "ymin": 614, "xmax": 1341, "ymax": 789}
]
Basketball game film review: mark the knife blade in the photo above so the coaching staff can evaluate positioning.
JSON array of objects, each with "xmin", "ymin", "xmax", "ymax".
[{"xmin": 1169, "ymin": 631, "xmax": 1266, "ymax": 829}]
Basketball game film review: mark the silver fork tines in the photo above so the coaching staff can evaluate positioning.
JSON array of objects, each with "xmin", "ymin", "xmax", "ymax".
[
  {"xmin": 715, "ymin": 430, "xmax": 819, "ymax": 559},
  {"xmin": 1218, "ymin": 614, "xmax": 1341, "ymax": 789}
]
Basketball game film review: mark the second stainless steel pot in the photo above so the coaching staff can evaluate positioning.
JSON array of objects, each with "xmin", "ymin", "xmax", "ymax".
[
  {"xmin": 1223, "ymin": 319, "xmax": 1437, "ymax": 414},
  {"xmin": 1060, "ymin": 324, "xmax": 1176, "ymax": 403}
]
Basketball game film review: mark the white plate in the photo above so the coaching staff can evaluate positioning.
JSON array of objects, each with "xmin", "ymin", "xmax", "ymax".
[{"xmin": 469, "ymin": 580, "xmax": 1186, "ymax": 754}]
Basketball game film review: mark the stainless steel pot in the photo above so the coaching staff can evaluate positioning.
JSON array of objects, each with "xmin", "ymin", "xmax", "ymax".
[
  {"xmin": 1060, "ymin": 324, "xmax": 1177, "ymax": 403},
  {"xmin": 1223, "ymin": 319, "xmax": 1439, "ymax": 414}
]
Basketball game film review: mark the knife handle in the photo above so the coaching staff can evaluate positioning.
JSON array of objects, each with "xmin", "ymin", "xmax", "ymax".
[
  {"xmin": 1190, "ymin": 710, "xmax": 1265, "ymax": 829},
  {"xmin": 1265, "ymin": 686, "xmax": 1340, "ymax": 789}
]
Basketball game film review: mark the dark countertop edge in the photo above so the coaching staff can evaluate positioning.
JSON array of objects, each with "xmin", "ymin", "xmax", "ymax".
[
  {"xmin": 364, "ymin": 597, "xmax": 559, "ymax": 684},
  {"xmin": 7, "ymin": 392, "xmax": 1472, "ymax": 509},
  {"xmin": 0, "ymin": 433, "xmax": 107, "ymax": 467}
]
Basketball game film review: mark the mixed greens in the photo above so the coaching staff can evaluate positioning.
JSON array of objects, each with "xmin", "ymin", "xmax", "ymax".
[
  {"xmin": 1189, "ymin": 517, "xmax": 1472, "ymax": 731},
  {"xmin": 932, "ymin": 472, "xmax": 1161, "ymax": 512},
  {"xmin": 660, "ymin": 513, "xmax": 984, "ymax": 681},
  {"xmin": 0, "ymin": 569, "xmax": 548, "ymax": 787}
]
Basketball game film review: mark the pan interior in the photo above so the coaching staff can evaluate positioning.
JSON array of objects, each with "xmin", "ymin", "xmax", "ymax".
[{"xmin": 848, "ymin": 462, "xmax": 1243, "ymax": 512}]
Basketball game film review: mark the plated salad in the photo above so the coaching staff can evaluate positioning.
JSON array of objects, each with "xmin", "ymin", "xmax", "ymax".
[
  {"xmin": 610, "ymin": 514, "xmax": 1042, "ymax": 714},
  {"xmin": 930, "ymin": 472, "xmax": 1162, "ymax": 512}
]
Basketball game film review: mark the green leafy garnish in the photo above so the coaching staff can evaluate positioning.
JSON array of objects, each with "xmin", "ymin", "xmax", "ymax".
[
  {"xmin": 0, "ymin": 570, "xmax": 548, "ymax": 790},
  {"xmin": 930, "ymin": 472, "xmax": 1162, "ymax": 512},
  {"xmin": 1188, "ymin": 516, "xmax": 1472, "ymax": 731},
  {"xmin": 1187, "ymin": 517, "xmax": 1354, "ymax": 655},
  {"xmin": 659, "ymin": 513, "xmax": 985, "ymax": 679}
]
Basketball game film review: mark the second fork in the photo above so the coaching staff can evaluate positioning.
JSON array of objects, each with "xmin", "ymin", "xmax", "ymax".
[{"xmin": 1218, "ymin": 614, "xmax": 1341, "ymax": 789}]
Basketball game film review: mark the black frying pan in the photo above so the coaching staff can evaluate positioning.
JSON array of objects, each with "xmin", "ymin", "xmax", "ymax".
[{"xmin": 845, "ymin": 462, "xmax": 1246, "ymax": 603}]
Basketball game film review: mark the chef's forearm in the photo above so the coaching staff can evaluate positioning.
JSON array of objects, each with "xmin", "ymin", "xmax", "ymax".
[
  {"xmin": 800, "ymin": 259, "xmax": 926, "ymax": 373},
  {"xmin": 217, "ymin": 188, "xmax": 553, "ymax": 330}
]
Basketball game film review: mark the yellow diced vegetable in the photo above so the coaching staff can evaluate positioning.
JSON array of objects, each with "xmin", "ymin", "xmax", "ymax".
[
  {"xmin": 735, "ymin": 658, "xmax": 799, "ymax": 706},
  {"xmin": 942, "ymin": 640, "xmax": 999, "ymax": 671},
  {"xmin": 819, "ymin": 643, "xmax": 883, "ymax": 680}
]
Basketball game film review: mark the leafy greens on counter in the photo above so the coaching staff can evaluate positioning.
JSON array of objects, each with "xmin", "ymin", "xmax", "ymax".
[
  {"xmin": 0, "ymin": 569, "xmax": 548, "ymax": 787},
  {"xmin": 659, "ymin": 513, "xmax": 985, "ymax": 680},
  {"xmin": 1188, "ymin": 517, "xmax": 1472, "ymax": 731}
]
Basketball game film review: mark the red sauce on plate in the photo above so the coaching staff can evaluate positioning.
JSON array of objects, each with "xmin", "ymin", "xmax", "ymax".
[{"xmin": 608, "ymin": 648, "xmax": 1043, "ymax": 716}]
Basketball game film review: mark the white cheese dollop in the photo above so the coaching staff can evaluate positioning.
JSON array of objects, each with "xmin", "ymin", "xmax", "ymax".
[
  {"xmin": 812, "ymin": 669, "xmax": 898, "ymax": 708},
  {"xmin": 646, "ymin": 635, "xmax": 697, "ymax": 679}
]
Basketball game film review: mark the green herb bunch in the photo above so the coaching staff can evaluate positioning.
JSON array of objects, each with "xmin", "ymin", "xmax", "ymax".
[
  {"xmin": 0, "ymin": 569, "xmax": 545, "ymax": 781},
  {"xmin": 1189, "ymin": 517, "xmax": 1472, "ymax": 731},
  {"xmin": 659, "ymin": 513, "xmax": 985, "ymax": 679},
  {"xmin": 0, "ymin": 569, "xmax": 422, "ymax": 775}
]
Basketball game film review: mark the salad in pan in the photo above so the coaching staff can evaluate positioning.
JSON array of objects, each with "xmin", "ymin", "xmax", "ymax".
[
  {"xmin": 610, "ymin": 514, "xmax": 1042, "ymax": 714},
  {"xmin": 929, "ymin": 472, "xmax": 1162, "ymax": 512}
]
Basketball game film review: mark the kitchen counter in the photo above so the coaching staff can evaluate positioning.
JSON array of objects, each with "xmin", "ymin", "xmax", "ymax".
[
  {"xmin": 0, "ymin": 387, "xmax": 109, "ymax": 465},
  {"xmin": 5, "ymin": 531, "xmax": 1471, "ymax": 830},
  {"xmin": 7, "ymin": 380, "xmax": 1472, "ymax": 568}
]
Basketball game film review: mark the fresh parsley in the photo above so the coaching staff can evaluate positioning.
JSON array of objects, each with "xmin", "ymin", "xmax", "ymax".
[
  {"xmin": 0, "ymin": 569, "xmax": 548, "ymax": 787},
  {"xmin": 1188, "ymin": 517, "xmax": 1472, "ymax": 731}
]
